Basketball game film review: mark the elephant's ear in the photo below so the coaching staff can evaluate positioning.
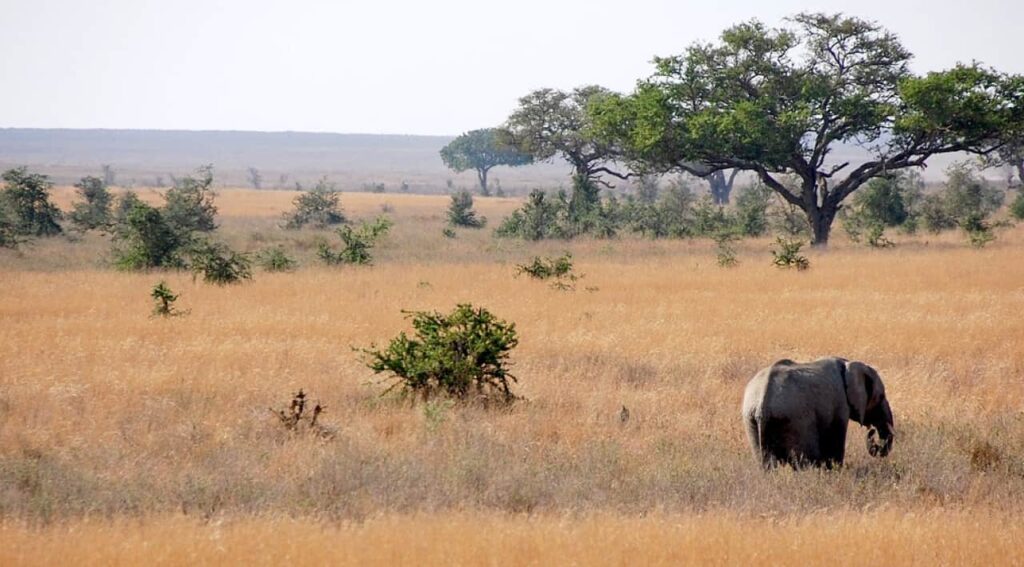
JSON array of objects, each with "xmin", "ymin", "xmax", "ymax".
[{"xmin": 845, "ymin": 361, "xmax": 883, "ymax": 424}]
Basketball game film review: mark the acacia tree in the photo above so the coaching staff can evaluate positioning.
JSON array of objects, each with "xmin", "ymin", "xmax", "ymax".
[
  {"xmin": 439, "ymin": 128, "xmax": 532, "ymax": 196},
  {"xmin": 595, "ymin": 13, "xmax": 1024, "ymax": 245}
]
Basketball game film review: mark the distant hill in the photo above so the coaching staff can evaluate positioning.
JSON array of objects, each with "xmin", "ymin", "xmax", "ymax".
[
  {"xmin": 0, "ymin": 128, "xmax": 570, "ymax": 193},
  {"xmin": 0, "ymin": 128, "xmax": 973, "ymax": 194}
]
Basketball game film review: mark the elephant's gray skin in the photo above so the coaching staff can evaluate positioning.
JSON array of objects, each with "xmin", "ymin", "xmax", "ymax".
[{"xmin": 742, "ymin": 357, "xmax": 895, "ymax": 469}]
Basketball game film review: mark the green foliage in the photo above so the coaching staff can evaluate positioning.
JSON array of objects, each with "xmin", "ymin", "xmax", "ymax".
[
  {"xmin": 714, "ymin": 233, "xmax": 739, "ymax": 267},
  {"xmin": 317, "ymin": 216, "xmax": 393, "ymax": 266},
  {"xmin": 163, "ymin": 165, "xmax": 218, "ymax": 235},
  {"xmin": 515, "ymin": 253, "xmax": 576, "ymax": 282},
  {"xmin": 0, "ymin": 200, "xmax": 22, "ymax": 249},
  {"xmin": 188, "ymin": 240, "xmax": 253, "ymax": 285},
  {"xmin": 771, "ymin": 237, "xmax": 810, "ymax": 271},
  {"xmin": 113, "ymin": 202, "xmax": 186, "ymax": 270},
  {"xmin": 113, "ymin": 191, "xmax": 143, "ymax": 227},
  {"xmin": 442, "ymin": 227, "xmax": 457, "ymax": 239},
  {"xmin": 495, "ymin": 190, "xmax": 568, "ymax": 240},
  {"xmin": 150, "ymin": 281, "xmax": 183, "ymax": 317},
  {"xmin": 593, "ymin": 13, "xmax": 1024, "ymax": 245},
  {"xmin": 68, "ymin": 176, "xmax": 112, "ymax": 231},
  {"xmin": 918, "ymin": 163, "xmax": 1005, "ymax": 244},
  {"xmin": 362, "ymin": 304, "xmax": 519, "ymax": 404},
  {"xmin": 283, "ymin": 178, "xmax": 346, "ymax": 229},
  {"xmin": 255, "ymin": 246, "xmax": 297, "ymax": 272},
  {"xmin": 732, "ymin": 183, "xmax": 772, "ymax": 237},
  {"xmin": 440, "ymin": 128, "xmax": 532, "ymax": 195},
  {"xmin": 447, "ymin": 191, "xmax": 486, "ymax": 228},
  {"xmin": 0, "ymin": 167, "xmax": 62, "ymax": 237},
  {"xmin": 1009, "ymin": 191, "xmax": 1024, "ymax": 221}
]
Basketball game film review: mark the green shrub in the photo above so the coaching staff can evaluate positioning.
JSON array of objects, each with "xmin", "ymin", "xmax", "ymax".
[
  {"xmin": 919, "ymin": 193, "xmax": 956, "ymax": 233},
  {"xmin": 714, "ymin": 232, "xmax": 739, "ymax": 267},
  {"xmin": 255, "ymin": 246, "xmax": 297, "ymax": 272},
  {"xmin": 162, "ymin": 165, "xmax": 218, "ymax": 234},
  {"xmin": 113, "ymin": 202, "xmax": 186, "ymax": 270},
  {"xmin": 495, "ymin": 189, "xmax": 566, "ymax": 240},
  {"xmin": 515, "ymin": 253, "xmax": 579, "ymax": 290},
  {"xmin": 0, "ymin": 167, "xmax": 62, "ymax": 237},
  {"xmin": 442, "ymin": 227, "xmax": 457, "ymax": 239},
  {"xmin": 362, "ymin": 304, "xmax": 519, "ymax": 404},
  {"xmin": 317, "ymin": 216, "xmax": 393, "ymax": 266},
  {"xmin": 188, "ymin": 240, "xmax": 252, "ymax": 285},
  {"xmin": 447, "ymin": 191, "xmax": 486, "ymax": 228},
  {"xmin": 1009, "ymin": 191, "xmax": 1024, "ymax": 221},
  {"xmin": 771, "ymin": 237, "xmax": 810, "ymax": 271},
  {"xmin": 68, "ymin": 176, "xmax": 112, "ymax": 231},
  {"xmin": 150, "ymin": 281, "xmax": 184, "ymax": 317},
  {"xmin": 283, "ymin": 178, "xmax": 346, "ymax": 229},
  {"xmin": 733, "ymin": 183, "xmax": 772, "ymax": 237}
]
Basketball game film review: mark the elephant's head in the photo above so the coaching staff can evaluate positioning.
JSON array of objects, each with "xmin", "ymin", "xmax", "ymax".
[{"xmin": 844, "ymin": 361, "xmax": 895, "ymax": 458}]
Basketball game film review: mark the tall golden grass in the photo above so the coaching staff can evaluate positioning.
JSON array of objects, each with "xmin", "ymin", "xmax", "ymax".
[{"xmin": 2, "ymin": 190, "xmax": 1023, "ymax": 562}]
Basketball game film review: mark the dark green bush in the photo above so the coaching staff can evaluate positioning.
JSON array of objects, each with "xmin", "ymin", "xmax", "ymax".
[
  {"xmin": 317, "ymin": 216, "xmax": 393, "ymax": 265},
  {"xmin": 188, "ymin": 240, "xmax": 252, "ymax": 285},
  {"xmin": 68, "ymin": 176, "xmax": 112, "ymax": 231},
  {"xmin": 362, "ymin": 304, "xmax": 519, "ymax": 404},
  {"xmin": 150, "ymin": 281, "xmax": 184, "ymax": 317},
  {"xmin": 515, "ymin": 253, "xmax": 580, "ymax": 290},
  {"xmin": 447, "ymin": 191, "xmax": 486, "ymax": 228},
  {"xmin": 113, "ymin": 202, "xmax": 186, "ymax": 270},
  {"xmin": 255, "ymin": 246, "xmax": 297, "ymax": 272},
  {"xmin": 0, "ymin": 167, "xmax": 62, "ymax": 237},
  {"xmin": 162, "ymin": 165, "xmax": 218, "ymax": 234},
  {"xmin": 1009, "ymin": 191, "xmax": 1024, "ymax": 221},
  {"xmin": 283, "ymin": 178, "xmax": 346, "ymax": 229}
]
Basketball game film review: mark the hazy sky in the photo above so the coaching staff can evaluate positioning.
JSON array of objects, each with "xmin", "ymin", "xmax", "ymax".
[{"xmin": 2, "ymin": 0, "xmax": 1021, "ymax": 135}]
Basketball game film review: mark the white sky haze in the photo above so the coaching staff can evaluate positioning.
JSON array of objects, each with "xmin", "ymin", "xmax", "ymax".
[{"xmin": 1, "ymin": 0, "xmax": 1022, "ymax": 135}]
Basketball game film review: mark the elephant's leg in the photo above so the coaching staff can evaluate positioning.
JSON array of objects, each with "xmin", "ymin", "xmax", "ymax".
[
  {"xmin": 761, "ymin": 417, "xmax": 797, "ymax": 468},
  {"xmin": 819, "ymin": 419, "xmax": 849, "ymax": 469}
]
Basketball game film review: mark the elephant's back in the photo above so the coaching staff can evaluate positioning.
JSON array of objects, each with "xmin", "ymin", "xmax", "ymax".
[{"xmin": 760, "ymin": 359, "xmax": 844, "ymax": 417}]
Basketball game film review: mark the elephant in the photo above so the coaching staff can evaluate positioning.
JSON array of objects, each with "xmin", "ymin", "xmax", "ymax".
[{"xmin": 742, "ymin": 357, "xmax": 895, "ymax": 469}]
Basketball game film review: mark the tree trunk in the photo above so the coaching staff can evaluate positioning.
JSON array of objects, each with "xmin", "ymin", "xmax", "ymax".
[
  {"xmin": 804, "ymin": 199, "xmax": 839, "ymax": 246},
  {"xmin": 1015, "ymin": 160, "xmax": 1024, "ymax": 188},
  {"xmin": 707, "ymin": 170, "xmax": 734, "ymax": 205},
  {"xmin": 477, "ymin": 168, "xmax": 491, "ymax": 197}
]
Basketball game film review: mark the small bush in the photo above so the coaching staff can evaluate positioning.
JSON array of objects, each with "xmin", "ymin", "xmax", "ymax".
[
  {"xmin": 714, "ymin": 233, "xmax": 739, "ymax": 267},
  {"xmin": 283, "ymin": 178, "xmax": 346, "ymax": 229},
  {"xmin": 442, "ymin": 227, "xmax": 456, "ymax": 239},
  {"xmin": 447, "ymin": 191, "xmax": 486, "ymax": 228},
  {"xmin": 362, "ymin": 304, "xmax": 519, "ymax": 404},
  {"xmin": 163, "ymin": 165, "xmax": 218, "ymax": 234},
  {"xmin": 188, "ymin": 240, "xmax": 252, "ymax": 285},
  {"xmin": 255, "ymin": 246, "xmax": 297, "ymax": 272},
  {"xmin": 113, "ymin": 202, "xmax": 186, "ymax": 270},
  {"xmin": 515, "ymin": 253, "xmax": 580, "ymax": 290},
  {"xmin": 68, "ymin": 176, "xmax": 112, "ymax": 231},
  {"xmin": 317, "ymin": 216, "xmax": 392, "ymax": 266},
  {"xmin": 1008, "ymin": 191, "xmax": 1024, "ymax": 221},
  {"xmin": 0, "ymin": 167, "xmax": 63, "ymax": 237},
  {"xmin": 150, "ymin": 281, "xmax": 185, "ymax": 317},
  {"xmin": 771, "ymin": 237, "xmax": 810, "ymax": 271}
]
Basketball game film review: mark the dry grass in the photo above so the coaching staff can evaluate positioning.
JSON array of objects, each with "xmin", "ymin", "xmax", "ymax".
[
  {"xmin": 2, "ymin": 511, "xmax": 1022, "ymax": 566},
  {"xmin": 2, "ymin": 189, "xmax": 1024, "ymax": 562}
]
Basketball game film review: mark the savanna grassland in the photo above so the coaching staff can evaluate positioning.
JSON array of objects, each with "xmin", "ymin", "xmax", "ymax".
[{"xmin": 2, "ymin": 188, "xmax": 1024, "ymax": 565}]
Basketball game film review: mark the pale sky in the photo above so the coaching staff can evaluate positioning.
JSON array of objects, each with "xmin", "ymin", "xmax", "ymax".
[{"xmin": 2, "ymin": 0, "xmax": 1021, "ymax": 135}]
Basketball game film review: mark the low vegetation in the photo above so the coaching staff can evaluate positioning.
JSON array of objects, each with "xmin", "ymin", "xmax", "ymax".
[{"xmin": 362, "ymin": 304, "xmax": 519, "ymax": 404}]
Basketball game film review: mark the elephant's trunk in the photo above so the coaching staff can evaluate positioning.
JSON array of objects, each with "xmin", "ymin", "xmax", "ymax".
[{"xmin": 865, "ymin": 399, "xmax": 895, "ymax": 458}]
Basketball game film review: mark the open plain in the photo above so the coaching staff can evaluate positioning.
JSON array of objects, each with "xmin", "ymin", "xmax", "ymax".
[{"xmin": 2, "ymin": 189, "xmax": 1024, "ymax": 564}]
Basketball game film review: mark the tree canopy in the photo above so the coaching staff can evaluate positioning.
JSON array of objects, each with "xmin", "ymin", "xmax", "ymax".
[
  {"xmin": 505, "ymin": 86, "xmax": 627, "ymax": 185},
  {"xmin": 593, "ymin": 13, "xmax": 1024, "ymax": 244},
  {"xmin": 439, "ymin": 128, "xmax": 532, "ymax": 196}
]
